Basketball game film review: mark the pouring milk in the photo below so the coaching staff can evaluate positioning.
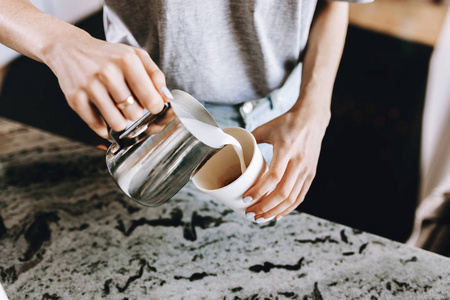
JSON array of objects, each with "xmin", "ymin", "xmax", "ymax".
[
  {"xmin": 178, "ymin": 118, "xmax": 247, "ymax": 174},
  {"xmin": 170, "ymin": 99, "xmax": 247, "ymax": 176},
  {"xmin": 108, "ymin": 88, "xmax": 264, "ymax": 214}
]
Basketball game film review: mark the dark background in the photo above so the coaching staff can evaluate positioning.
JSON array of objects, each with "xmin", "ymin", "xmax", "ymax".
[
  {"xmin": 0, "ymin": 12, "xmax": 429, "ymax": 243},
  {"xmin": 303, "ymin": 27, "xmax": 428, "ymax": 242}
]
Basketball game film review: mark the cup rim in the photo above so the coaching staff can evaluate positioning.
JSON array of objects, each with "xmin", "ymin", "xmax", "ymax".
[{"xmin": 192, "ymin": 127, "xmax": 259, "ymax": 193}]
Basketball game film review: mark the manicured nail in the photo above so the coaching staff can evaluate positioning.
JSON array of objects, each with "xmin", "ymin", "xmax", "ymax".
[
  {"xmin": 256, "ymin": 217, "xmax": 265, "ymax": 224},
  {"xmin": 276, "ymin": 216, "xmax": 283, "ymax": 221},
  {"xmin": 161, "ymin": 87, "xmax": 174, "ymax": 100},
  {"xmin": 246, "ymin": 212, "xmax": 255, "ymax": 220},
  {"xmin": 243, "ymin": 196, "xmax": 253, "ymax": 204}
]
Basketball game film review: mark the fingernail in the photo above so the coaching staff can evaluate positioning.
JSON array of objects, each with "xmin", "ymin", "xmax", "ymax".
[
  {"xmin": 243, "ymin": 196, "xmax": 253, "ymax": 204},
  {"xmin": 255, "ymin": 217, "xmax": 265, "ymax": 224},
  {"xmin": 276, "ymin": 216, "xmax": 283, "ymax": 221},
  {"xmin": 246, "ymin": 212, "xmax": 255, "ymax": 220},
  {"xmin": 161, "ymin": 87, "xmax": 174, "ymax": 100}
]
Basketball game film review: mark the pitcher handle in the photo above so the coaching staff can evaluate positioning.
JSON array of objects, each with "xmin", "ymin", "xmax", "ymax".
[{"xmin": 110, "ymin": 103, "xmax": 171, "ymax": 149}]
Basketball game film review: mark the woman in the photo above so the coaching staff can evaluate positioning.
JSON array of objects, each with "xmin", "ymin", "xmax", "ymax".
[{"xmin": 0, "ymin": 0, "xmax": 371, "ymax": 222}]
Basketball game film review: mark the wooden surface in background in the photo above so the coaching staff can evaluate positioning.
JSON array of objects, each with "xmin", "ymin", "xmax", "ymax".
[{"xmin": 349, "ymin": 0, "xmax": 449, "ymax": 46}]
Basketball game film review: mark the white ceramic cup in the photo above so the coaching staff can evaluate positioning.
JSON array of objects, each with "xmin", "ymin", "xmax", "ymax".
[{"xmin": 191, "ymin": 127, "xmax": 270, "ymax": 222}]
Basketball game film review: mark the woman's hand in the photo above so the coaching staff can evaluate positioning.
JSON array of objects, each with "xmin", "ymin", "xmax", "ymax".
[
  {"xmin": 44, "ymin": 30, "xmax": 172, "ymax": 139},
  {"xmin": 0, "ymin": 1, "xmax": 172, "ymax": 139},
  {"xmin": 242, "ymin": 105, "xmax": 330, "ymax": 222},
  {"xmin": 242, "ymin": 0, "xmax": 349, "ymax": 222}
]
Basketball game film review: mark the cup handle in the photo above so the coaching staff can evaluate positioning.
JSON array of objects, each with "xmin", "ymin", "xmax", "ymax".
[{"xmin": 110, "ymin": 103, "xmax": 171, "ymax": 149}]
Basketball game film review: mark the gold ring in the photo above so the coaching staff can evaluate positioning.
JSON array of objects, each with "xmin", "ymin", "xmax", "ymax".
[{"xmin": 117, "ymin": 95, "xmax": 135, "ymax": 110}]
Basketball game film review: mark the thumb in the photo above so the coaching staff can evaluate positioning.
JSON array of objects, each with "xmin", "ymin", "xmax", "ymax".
[{"xmin": 251, "ymin": 124, "xmax": 270, "ymax": 144}]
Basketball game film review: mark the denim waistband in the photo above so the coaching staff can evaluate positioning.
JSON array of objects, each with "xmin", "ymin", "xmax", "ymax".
[
  {"xmin": 201, "ymin": 63, "xmax": 302, "ymax": 132},
  {"xmin": 240, "ymin": 63, "xmax": 302, "ymax": 131}
]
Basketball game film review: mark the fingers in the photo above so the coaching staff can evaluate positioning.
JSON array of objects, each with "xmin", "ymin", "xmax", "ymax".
[
  {"xmin": 240, "ymin": 112, "xmax": 324, "ymax": 223},
  {"xmin": 246, "ymin": 160, "xmax": 306, "ymax": 220},
  {"xmin": 116, "ymin": 50, "xmax": 164, "ymax": 115},
  {"xmin": 83, "ymin": 47, "xmax": 171, "ymax": 132},
  {"xmin": 85, "ymin": 80, "xmax": 128, "ymax": 132},
  {"xmin": 98, "ymin": 63, "xmax": 144, "ymax": 121},
  {"xmin": 252, "ymin": 168, "xmax": 310, "ymax": 221},
  {"xmin": 275, "ymin": 175, "xmax": 314, "ymax": 220},
  {"xmin": 95, "ymin": 47, "xmax": 170, "ymax": 122},
  {"xmin": 243, "ymin": 139, "xmax": 317, "ymax": 222},
  {"xmin": 67, "ymin": 91, "xmax": 109, "ymax": 139},
  {"xmin": 243, "ymin": 146, "xmax": 290, "ymax": 202},
  {"xmin": 133, "ymin": 48, "xmax": 173, "ymax": 104},
  {"xmin": 134, "ymin": 48, "xmax": 173, "ymax": 102},
  {"xmin": 54, "ymin": 37, "xmax": 170, "ymax": 138}
]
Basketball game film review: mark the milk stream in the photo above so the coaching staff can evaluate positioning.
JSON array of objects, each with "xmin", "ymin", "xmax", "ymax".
[{"xmin": 179, "ymin": 118, "xmax": 247, "ymax": 174}]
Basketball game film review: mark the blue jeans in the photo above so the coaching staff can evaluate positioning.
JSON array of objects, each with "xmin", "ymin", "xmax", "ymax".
[{"xmin": 202, "ymin": 63, "xmax": 302, "ymax": 164}]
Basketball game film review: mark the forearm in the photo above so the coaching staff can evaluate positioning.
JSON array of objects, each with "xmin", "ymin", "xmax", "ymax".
[
  {"xmin": 0, "ymin": 0, "xmax": 88, "ymax": 64},
  {"xmin": 291, "ymin": 1, "xmax": 349, "ymax": 126}
]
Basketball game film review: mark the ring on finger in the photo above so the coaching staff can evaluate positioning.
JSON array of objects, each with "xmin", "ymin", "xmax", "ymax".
[{"xmin": 117, "ymin": 95, "xmax": 135, "ymax": 110}]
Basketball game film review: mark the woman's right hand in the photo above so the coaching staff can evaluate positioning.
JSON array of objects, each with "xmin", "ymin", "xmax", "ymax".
[
  {"xmin": 0, "ymin": 1, "xmax": 170, "ymax": 139},
  {"xmin": 43, "ymin": 29, "xmax": 172, "ymax": 139}
]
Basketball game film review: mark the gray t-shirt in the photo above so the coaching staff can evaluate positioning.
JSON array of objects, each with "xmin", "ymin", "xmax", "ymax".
[{"xmin": 103, "ymin": 0, "xmax": 370, "ymax": 104}]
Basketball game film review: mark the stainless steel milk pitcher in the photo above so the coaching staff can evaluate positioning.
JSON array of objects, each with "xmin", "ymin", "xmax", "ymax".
[{"xmin": 106, "ymin": 90, "xmax": 222, "ymax": 207}]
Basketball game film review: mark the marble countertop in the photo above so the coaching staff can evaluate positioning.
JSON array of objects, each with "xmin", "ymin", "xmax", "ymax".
[{"xmin": 0, "ymin": 117, "xmax": 449, "ymax": 299}]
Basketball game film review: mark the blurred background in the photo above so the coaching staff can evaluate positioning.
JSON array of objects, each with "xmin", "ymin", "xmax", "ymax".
[{"xmin": 0, "ymin": 0, "xmax": 449, "ymax": 255}]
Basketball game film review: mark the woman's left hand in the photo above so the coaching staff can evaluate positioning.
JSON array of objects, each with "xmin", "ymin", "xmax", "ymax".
[{"xmin": 242, "ymin": 105, "xmax": 330, "ymax": 222}]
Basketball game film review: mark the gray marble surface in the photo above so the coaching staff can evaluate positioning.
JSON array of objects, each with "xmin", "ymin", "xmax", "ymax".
[{"xmin": 0, "ymin": 117, "xmax": 449, "ymax": 300}]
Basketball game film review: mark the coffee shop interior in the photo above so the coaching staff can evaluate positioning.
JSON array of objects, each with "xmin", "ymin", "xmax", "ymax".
[{"xmin": 0, "ymin": 0, "xmax": 449, "ymax": 256}]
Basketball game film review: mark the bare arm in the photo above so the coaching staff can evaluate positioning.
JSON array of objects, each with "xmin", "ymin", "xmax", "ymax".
[
  {"xmin": 0, "ymin": 0, "xmax": 67, "ymax": 62},
  {"xmin": 0, "ymin": 0, "xmax": 171, "ymax": 138},
  {"xmin": 244, "ymin": 1, "xmax": 349, "ymax": 221},
  {"xmin": 293, "ymin": 1, "xmax": 348, "ymax": 121}
]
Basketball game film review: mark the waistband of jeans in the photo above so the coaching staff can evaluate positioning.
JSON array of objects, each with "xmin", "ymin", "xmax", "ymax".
[{"xmin": 201, "ymin": 63, "xmax": 302, "ymax": 111}]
